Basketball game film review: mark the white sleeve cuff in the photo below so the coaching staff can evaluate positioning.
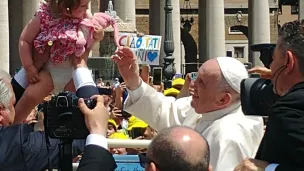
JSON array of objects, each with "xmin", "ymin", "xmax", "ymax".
[
  {"xmin": 85, "ymin": 134, "xmax": 108, "ymax": 149},
  {"xmin": 126, "ymin": 80, "xmax": 147, "ymax": 104},
  {"xmin": 265, "ymin": 164, "xmax": 279, "ymax": 171},
  {"xmin": 14, "ymin": 68, "xmax": 28, "ymax": 88},
  {"xmin": 72, "ymin": 67, "xmax": 95, "ymax": 90}
]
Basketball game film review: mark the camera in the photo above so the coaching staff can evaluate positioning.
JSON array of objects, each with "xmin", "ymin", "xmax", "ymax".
[
  {"xmin": 240, "ymin": 44, "xmax": 280, "ymax": 116},
  {"xmin": 44, "ymin": 92, "xmax": 96, "ymax": 139}
]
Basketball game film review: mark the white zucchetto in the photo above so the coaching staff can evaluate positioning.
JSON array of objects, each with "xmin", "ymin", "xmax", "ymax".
[{"xmin": 216, "ymin": 57, "xmax": 249, "ymax": 93}]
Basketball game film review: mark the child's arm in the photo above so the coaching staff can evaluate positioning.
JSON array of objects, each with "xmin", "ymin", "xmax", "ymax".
[
  {"xmin": 19, "ymin": 15, "xmax": 41, "ymax": 83},
  {"xmin": 19, "ymin": 16, "xmax": 41, "ymax": 70}
]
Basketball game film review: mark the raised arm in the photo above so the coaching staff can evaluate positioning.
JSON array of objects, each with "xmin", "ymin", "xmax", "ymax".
[{"xmin": 112, "ymin": 47, "xmax": 196, "ymax": 130}]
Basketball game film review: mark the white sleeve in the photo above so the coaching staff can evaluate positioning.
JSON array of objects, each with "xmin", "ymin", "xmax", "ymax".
[
  {"xmin": 85, "ymin": 134, "xmax": 108, "ymax": 149},
  {"xmin": 126, "ymin": 80, "xmax": 146, "ymax": 104},
  {"xmin": 265, "ymin": 164, "xmax": 279, "ymax": 171},
  {"xmin": 125, "ymin": 81, "xmax": 193, "ymax": 131}
]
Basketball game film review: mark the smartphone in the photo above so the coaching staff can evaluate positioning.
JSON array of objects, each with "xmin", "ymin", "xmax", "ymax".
[
  {"xmin": 98, "ymin": 88, "xmax": 112, "ymax": 95},
  {"xmin": 119, "ymin": 77, "xmax": 124, "ymax": 83},
  {"xmin": 152, "ymin": 67, "xmax": 162, "ymax": 85},
  {"xmin": 130, "ymin": 127, "xmax": 146, "ymax": 139},
  {"xmin": 190, "ymin": 72, "xmax": 198, "ymax": 81},
  {"xmin": 121, "ymin": 110, "xmax": 132, "ymax": 118}
]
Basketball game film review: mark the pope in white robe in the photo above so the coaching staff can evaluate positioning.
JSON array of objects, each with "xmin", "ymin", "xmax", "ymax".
[{"xmin": 112, "ymin": 47, "xmax": 264, "ymax": 171}]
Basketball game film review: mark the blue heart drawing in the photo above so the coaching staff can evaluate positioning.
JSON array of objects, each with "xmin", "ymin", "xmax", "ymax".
[{"xmin": 147, "ymin": 51, "xmax": 158, "ymax": 62}]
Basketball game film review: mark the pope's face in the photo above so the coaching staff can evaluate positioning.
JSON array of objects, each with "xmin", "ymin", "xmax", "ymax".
[{"xmin": 191, "ymin": 60, "xmax": 222, "ymax": 113}]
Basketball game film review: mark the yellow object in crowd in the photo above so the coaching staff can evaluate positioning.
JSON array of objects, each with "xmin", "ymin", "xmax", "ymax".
[
  {"xmin": 108, "ymin": 119, "xmax": 118, "ymax": 130},
  {"xmin": 172, "ymin": 78, "xmax": 185, "ymax": 87},
  {"xmin": 164, "ymin": 88, "xmax": 180, "ymax": 96},
  {"xmin": 109, "ymin": 132, "xmax": 129, "ymax": 139},
  {"xmin": 127, "ymin": 116, "xmax": 148, "ymax": 131}
]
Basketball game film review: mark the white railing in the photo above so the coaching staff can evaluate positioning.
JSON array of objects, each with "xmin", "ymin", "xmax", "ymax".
[
  {"xmin": 72, "ymin": 139, "xmax": 151, "ymax": 170},
  {"xmin": 108, "ymin": 139, "xmax": 151, "ymax": 148}
]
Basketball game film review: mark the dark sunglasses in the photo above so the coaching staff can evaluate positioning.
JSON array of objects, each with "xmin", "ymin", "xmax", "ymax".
[{"xmin": 138, "ymin": 153, "xmax": 160, "ymax": 169}]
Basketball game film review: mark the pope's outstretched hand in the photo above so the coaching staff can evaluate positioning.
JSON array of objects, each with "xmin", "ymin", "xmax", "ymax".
[{"xmin": 112, "ymin": 46, "xmax": 141, "ymax": 90}]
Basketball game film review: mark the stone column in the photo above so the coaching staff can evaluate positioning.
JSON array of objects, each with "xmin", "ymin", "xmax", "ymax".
[
  {"xmin": 199, "ymin": 0, "xmax": 226, "ymax": 63},
  {"xmin": 8, "ymin": 0, "xmax": 42, "ymax": 74},
  {"xmin": 8, "ymin": 0, "xmax": 22, "ymax": 74},
  {"xmin": 149, "ymin": 0, "xmax": 181, "ymax": 74},
  {"xmin": 0, "ymin": 0, "xmax": 9, "ymax": 73},
  {"xmin": 299, "ymin": 0, "xmax": 304, "ymax": 20},
  {"xmin": 248, "ymin": 0, "xmax": 271, "ymax": 66},
  {"xmin": 113, "ymin": 0, "xmax": 136, "ymax": 28}
]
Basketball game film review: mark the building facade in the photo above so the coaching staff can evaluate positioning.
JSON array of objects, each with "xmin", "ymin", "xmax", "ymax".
[
  {"xmin": 136, "ymin": 0, "xmax": 279, "ymax": 66},
  {"xmin": 1, "ymin": 0, "xmax": 302, "ymax": 76}
]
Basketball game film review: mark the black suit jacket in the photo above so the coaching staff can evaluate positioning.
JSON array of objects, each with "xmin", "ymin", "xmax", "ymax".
[
  {"xmin": 0, "ymin": 124, "xmax": 85, "ymax": 171},
  {"xmin": 255, "ymin": 82, "xmax": 304, "ymax": 171},
  {"xmin": 77, "ymin": 145, "xmax": 117, "ymax": 171}
]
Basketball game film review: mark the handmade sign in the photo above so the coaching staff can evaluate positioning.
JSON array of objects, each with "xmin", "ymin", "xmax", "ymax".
[{"xmin": 118, "ymin": 33, "xmax": 162, "ymax": 65}]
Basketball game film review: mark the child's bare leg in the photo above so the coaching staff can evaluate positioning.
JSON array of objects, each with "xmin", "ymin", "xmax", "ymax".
[
  {"xmin": 14, "ymin": 70, "xmax": 54, "ymax": 124},
  {"xmin": 71, "ymin": 50, "xmax": 98, "ymax": 98},
  {"xmin": 64, "ymin": 79, "xmax": 76, "ymax": 92},
  {"xmin": 33, "ymin": 47, "xmax": 49, "ymax": 71},
  {"xmin": 12, "ymin": 49, "xmax": 50, "ymax": 104}
]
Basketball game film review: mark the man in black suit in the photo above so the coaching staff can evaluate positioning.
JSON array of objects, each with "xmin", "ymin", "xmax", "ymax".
[
  {"xmin": 234, "ymin": 20, "xmax": 304, "ymax": 171},
  {"xmin": 0, "ymin": 69, "xmax": 116, "ymax": 170}
]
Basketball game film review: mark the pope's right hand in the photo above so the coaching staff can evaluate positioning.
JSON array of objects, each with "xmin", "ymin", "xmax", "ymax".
[{"xmin": 112, "ymin": 46, "xmax": 141, "ymax": 90}]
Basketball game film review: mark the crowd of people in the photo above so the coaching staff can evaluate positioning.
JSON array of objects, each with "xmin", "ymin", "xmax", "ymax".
[{"xmin": 0, "ymin": 0, "xmax": 304, "ymax": 170}]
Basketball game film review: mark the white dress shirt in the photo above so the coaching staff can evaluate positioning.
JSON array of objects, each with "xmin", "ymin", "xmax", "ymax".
[
  {"xmin": 86, "ymin": 134, "xmax": 108, "ymax": 149},
  {"xmin": 124, "ymin": 81, "xmax": 264, "ymax": 171}
]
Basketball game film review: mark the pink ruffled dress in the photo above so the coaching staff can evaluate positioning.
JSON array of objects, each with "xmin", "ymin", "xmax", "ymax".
[{"xmin": 33, "ymin": 3, "xmax": 83, "ymax": 64}]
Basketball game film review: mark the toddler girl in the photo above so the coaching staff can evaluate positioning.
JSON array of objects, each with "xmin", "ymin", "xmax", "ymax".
[{"xmin": 13, "ymin": 0, "xmax": 105, "ymax": 124}]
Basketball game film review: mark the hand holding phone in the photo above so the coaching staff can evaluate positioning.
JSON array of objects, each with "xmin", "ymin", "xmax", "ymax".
[{"xmin": 130, "ymin": 127, "xmax": 146, "ymax": 139}]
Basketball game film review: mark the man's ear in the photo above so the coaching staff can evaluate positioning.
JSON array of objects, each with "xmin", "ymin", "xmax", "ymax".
[
  {"xmin": 145, "ymin": 162, "xmax": 157, "ymax": 171},
  {"xmin": 208, "ymin": 165, "xmax": 212, "ymax": 171},
  {"xmin": 215, "ymin": 93, "xmax": 232, "ymax": 107},
  {"xmin": 0, "ymin": 105, "xmax": 4, "ymax": 123},
  {"xmin": 285, "ymin": 51, "xmax": 295, "ymax": 74}
]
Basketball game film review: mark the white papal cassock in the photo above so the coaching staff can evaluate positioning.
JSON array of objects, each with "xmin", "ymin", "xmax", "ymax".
[{"xmin": 124, "ymin": 57, "xmax": 264, "ymax": 171}]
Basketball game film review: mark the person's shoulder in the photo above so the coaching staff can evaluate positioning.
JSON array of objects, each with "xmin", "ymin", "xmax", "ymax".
[
  {"xmin": 272, "ymin": 89, "xmax": 304, "ymax": 119},
  {"xmin": 209, "ymin": 125, "xmax": 246, "ymax": 147},
  {"xmin": 212, "ymin": 113, "xmax": 262, "ymax": 138},
  {"xmin": 1, "ymin": 124, "xmax": 34, "ymax": 133},
  {"xmin": 275, "ymin": 86, "xmax": 304, "ymax": 108},
  {"xmin": 0, "ymin": 124, "xmax": 35, "ymax": 148}
]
